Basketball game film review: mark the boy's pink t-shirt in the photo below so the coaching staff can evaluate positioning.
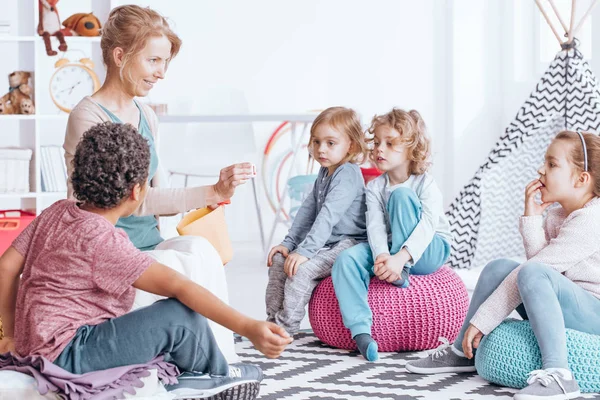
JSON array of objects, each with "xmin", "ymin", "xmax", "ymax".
[{"xmin": 11, "ymin": 200, "xmax": 154, "ymax": 361}]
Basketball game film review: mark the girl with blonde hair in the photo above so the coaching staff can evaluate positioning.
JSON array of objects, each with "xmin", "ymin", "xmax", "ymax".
[{"xmin": 266, "ymin": 106, "xmax": 369, "ymax": 336}]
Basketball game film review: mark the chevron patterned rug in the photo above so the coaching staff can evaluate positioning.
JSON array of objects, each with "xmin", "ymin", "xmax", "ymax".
[{"xmin": 235, "ymin": 332, "xmax": 600, "ymax": 400}]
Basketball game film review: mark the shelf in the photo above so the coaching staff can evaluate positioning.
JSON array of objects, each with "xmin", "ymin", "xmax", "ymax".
[
  {"xmin": 0, "ymin": 0, "xmax": 111, "ymax": 215},
  {"xmin": 0, "ymin": 192, "xmax": 67, "ymax": 199},
  {"xmin": 0, "ymin": 36, "xmax": 101, "ymax": 43},
  {"xmin": 0, "ymin": 36, "xmax": 36, "ymax": 42},
  {"xmin": 0, "ymin": 115, "xmax": 68, "ymax": 120},
  {"xmin": 0, "ymin": 192, "xmax": 37, "ymax": 199},
  {"xmin": 0, "ymin": 115, "xmax": 36, "ymax": 120},
  {"xmin": 53, "ymin": 36, "xmax": 101, "ymax": 43},
  {"xmin": 37, "ymin": 192, "xmax": 67, "ymax": 198}
]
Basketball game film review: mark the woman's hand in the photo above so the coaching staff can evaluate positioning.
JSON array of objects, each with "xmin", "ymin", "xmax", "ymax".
[
  {"xmin": 462, "ymin": 324, "xmax": 483, "ymax": 359},
  {"xmin": 213, "ymin": 163, "xmax": 254, "ymax": 202},
  {"xmin": 524, "ymin": 179, "xmax": 552, "ymax": 216}
]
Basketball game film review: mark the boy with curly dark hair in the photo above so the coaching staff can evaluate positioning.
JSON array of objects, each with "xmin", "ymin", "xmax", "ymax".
[{"xmin": 0, "ymin": 122, "xmax": 291, "ymax": 399}]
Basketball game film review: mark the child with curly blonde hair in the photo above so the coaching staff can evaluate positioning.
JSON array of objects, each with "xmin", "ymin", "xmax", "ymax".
[
  {"xmin": 266, "ymin": 106, "xmax": 369, "ymax": 336},
  {"xmin": 332, "ymin": 108, "xmax": 452, "ymax": 361}
]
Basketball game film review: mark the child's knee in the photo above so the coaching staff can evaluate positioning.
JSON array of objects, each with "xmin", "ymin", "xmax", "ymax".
[
  {"xmin": 332, "ymin": 249, "xmax": 368, "ymax": 281},
  {"xmin": 517, "ymin": 262, "xmax": 552, "ymax": 291},
  {"xmin": 272, "ymin": 252, "xmax": 286, "ymax": 267},
  {"xmin": 388, "ymin": 187, "xmax": 419, "ymax": 207},
  {"xmin": 481, "ymin": 258, "xmax": 520, "ymax": 283},
  {"xmin": 333, "ymin": 247, "xmax": 360, "ymax": 271},
  {"xmin": 155, "ymin": 299, "xmax": 209, "ymax": 330}
]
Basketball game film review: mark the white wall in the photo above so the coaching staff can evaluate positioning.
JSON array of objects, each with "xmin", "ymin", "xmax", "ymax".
[
  {"xmin": 111, "ymin": 0, "xmax": 600, "ymax": 244},
  {"xmin": 6, "ymin": 0, "xmax": 596, "ymax": 244},
  {"xmin": 112, "ymin": 0, "xmax": 446, "ymax": 243}
]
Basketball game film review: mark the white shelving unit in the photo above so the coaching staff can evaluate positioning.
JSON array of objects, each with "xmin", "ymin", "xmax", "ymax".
[{"xmin": 0, "ymin": 0, "xmax": 111, "ymax": 215}]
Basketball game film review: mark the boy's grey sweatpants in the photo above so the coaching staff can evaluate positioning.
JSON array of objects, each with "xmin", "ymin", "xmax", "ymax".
[
  {"xmin": 265, "ymin": 238, "xmax": 356, "ymax": 335},
  {"xmin": 54, "ymin": 298, "xmax": 229, "ymax": 376}
]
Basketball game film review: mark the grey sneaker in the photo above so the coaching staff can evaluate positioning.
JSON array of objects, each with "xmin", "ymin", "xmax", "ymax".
[
  {"xmin": 514, "ymin": 369, "xmax": 581, "ymax": 400},
  {"xmin": 405, "ymin": 337, "xmax": 476, "ymax": 374},
  {"xmin": 166, "ymin": 363, "xmax": 263, "ymax": 400}
]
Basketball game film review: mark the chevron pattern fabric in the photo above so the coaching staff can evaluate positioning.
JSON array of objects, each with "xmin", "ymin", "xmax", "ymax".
[{"xmin": 447, "ymin": 49, "xmax": 600, "ymax": 269}]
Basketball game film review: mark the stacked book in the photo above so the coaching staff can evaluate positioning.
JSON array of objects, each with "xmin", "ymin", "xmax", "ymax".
[
  {"xmin": 40, "ymin": 146, "xmax": 68, "ymax": 192},
  {"xmin": 0, "ymin": 147, "xmax": 32, "ymax": 193}
]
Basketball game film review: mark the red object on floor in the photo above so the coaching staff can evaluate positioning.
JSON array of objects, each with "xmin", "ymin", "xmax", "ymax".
[
  {"xmin": 0, "ymin": 210, "xmax": 36, "ymax": 255},
  {"xmin": 360, "ymin": 167, "xmax": 383, "ymax": 184}
]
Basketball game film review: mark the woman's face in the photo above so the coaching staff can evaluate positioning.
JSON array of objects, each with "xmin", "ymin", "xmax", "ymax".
[{"xmin": 123, "ymin": 35, "xmax": 172, "ymax": 97}]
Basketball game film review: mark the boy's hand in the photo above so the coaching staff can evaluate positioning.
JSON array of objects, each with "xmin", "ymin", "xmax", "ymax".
[
  {"xmin": 0, "ymin": 336, "xmax": 16, "ymax": 354},
  {"xmin": 375, "ymin": 251, "xmax": 410, "ymax": 283},
  {"xmin": 267, "ymin": 245, "xmax": 289, "ymax": 267},
  {"xmin": 373, "ymin": 253, "xmax": 390, "ymax": 272},
  {"xmin": 245, "ymin": 321, "xmax": 293, "ymax": 359},
  {"xmin": 374, "ymin": 257, "xmax": 400, "ymax": 282},
  {"xmin": 524, "ymin": 179, "xmax": 552, "ymax": 216},
  {"xmin": 283, "ymin": 253, "xmax": 308, "ymax": 277}
]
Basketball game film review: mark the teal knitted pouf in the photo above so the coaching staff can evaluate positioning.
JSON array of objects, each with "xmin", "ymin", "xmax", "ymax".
[{"xmin": 475, "ymin": 319, "xmax": 600, "ymax": 393}]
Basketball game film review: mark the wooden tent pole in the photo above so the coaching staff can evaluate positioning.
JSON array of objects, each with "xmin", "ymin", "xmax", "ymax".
[
  {"xmin": 535, "ymin": 0, "xmax": 564, "ymax": 45},
  {"xmin": 548, "ymin": 0, "xmax": 569, "ymax": 34},
  {"xmin": 567, "ymin": 0, "xmax": 577, "ymax": 43},
  {"xmin": 572, "ymin": 0, "xmax": 600, "ymax": 38}
]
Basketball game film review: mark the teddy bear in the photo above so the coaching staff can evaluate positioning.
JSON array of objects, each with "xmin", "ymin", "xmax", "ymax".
[
  {"xmin": 19, "ymin": 98, "xmax": 35, "ymax": 115},
  {"xmin": 0, "ymin": 99, "xmax": 15, "ymax": 115},
  {"xmin": 0, "ymin": 72, "xmax": 35, "ymax": 115},
  {"xmin": 63, "ymin": 12, "xmax": 102, "ymax": 37}
]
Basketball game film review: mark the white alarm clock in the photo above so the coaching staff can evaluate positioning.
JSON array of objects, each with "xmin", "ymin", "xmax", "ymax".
[{"xmin": 49, "ymin": 57, "xmax": 100, "ymax": 113}]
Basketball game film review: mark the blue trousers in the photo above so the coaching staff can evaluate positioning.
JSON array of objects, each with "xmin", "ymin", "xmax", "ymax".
[
  {"xmin": 332, "ymin": 188, "xmax": 450, "ymax": 337},
  {"xmin": 454, "ymin": 259, "xmax": 600, "ymax": 369},
  {"xmin": 54, "ymin": 298, "xmax": 229, "ymax": 376}
]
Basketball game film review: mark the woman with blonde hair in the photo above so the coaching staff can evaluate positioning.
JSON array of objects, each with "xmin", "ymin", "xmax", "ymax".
[{"xmin": 62, "ymin": 5, "xmax": 281, "ymax": 393}]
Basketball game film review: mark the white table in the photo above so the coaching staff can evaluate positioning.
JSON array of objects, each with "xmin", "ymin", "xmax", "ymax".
[{"xmin": 158, "ymin": 114, "xmax": 318, "ymax": 252}]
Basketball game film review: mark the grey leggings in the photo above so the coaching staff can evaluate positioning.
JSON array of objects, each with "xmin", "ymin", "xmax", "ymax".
[
  {"xmin": 454, "ymin": 259, "xmax": 600, "ymax": 369},
  {"xmin": 265, "ymin": 238, "xmax": 356, "ymax": 335}
]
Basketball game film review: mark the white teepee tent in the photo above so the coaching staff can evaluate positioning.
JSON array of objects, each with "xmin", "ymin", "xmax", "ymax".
[{"xmin": 447, "ymin": 0, "xmax": 600, "ymax": 269}]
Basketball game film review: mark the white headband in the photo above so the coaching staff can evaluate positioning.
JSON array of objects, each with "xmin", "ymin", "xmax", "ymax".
[{"xmin": 576, "ymin": 131, "xmax": 588, "ymax": 172}]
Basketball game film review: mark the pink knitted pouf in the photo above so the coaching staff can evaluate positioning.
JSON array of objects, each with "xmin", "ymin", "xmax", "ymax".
[{"xmin": 308, "ymin": 265, "xmax": 469, "ymax": 352}]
